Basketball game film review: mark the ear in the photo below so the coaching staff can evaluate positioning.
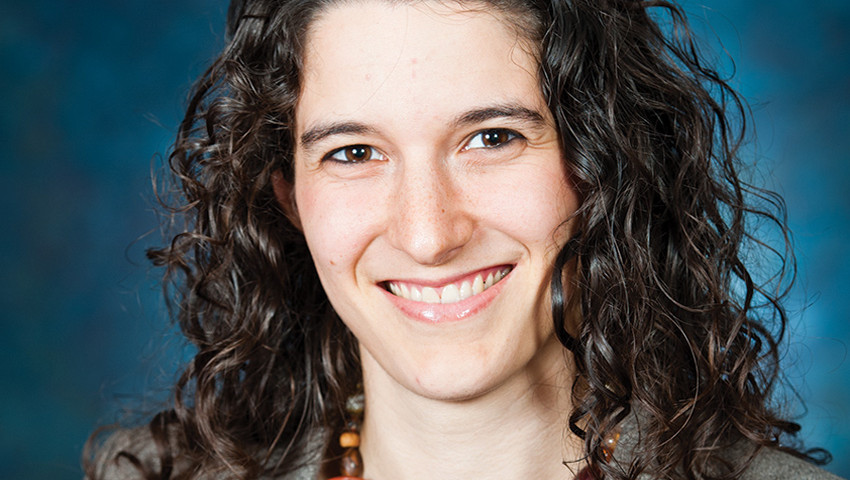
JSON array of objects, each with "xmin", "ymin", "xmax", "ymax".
[{"xmin": 271, "ymin": 170, "xmax": 303, "ymax": 231}]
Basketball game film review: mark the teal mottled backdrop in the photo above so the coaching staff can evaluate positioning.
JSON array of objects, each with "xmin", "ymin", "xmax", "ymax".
[{"xmin": 0, "ymin": 1, "xmax": 847, "ymax": 478}]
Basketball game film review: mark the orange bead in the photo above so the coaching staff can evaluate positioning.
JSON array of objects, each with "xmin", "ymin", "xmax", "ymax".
[{"xmin": 340, "ymin": 431, "xmax": 360, "ymax": 448}]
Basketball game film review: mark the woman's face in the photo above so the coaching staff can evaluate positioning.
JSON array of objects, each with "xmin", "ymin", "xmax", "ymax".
[{"xmin": 283, "ymin": 0, "xmax": 579, "ymax": 401}]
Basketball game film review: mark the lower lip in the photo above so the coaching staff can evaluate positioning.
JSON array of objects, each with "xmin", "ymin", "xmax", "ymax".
[{"xmin": 381, "ymin": 270, "xmax": 511, "ymax": 323}]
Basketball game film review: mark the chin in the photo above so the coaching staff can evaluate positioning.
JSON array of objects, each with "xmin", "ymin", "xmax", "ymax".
[
  {"xmin": 408, "ymin": 374, "xmax": 501, "ymax": 403},
  {"xmin": 392, "ymin": 345, "xmax": 525, "ymax": 403}
]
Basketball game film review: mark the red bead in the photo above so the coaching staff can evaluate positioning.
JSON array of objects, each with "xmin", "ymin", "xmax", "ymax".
[{"xmin": 575, "ymin": 464, "xmax": 603, "ymax": 480}]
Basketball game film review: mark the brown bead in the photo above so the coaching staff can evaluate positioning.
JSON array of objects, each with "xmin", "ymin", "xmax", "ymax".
[
  {"xmin": 601, "ymin": 431, "xmax": 620, "ymax": 462},
  {"xmin": 341, "ymin": 447, "xmax": 363, "ymax": 477},
  {"xmin": 339, "ymin": 431, "xmax": 360, "ymax": 448}
]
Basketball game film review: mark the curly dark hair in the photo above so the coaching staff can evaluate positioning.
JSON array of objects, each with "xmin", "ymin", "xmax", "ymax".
[{"xmin": 86, "ymin": 0, "xmax": 828, "ymax": 479}]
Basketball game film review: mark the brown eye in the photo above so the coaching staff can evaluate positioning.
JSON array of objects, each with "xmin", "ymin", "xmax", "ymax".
[
  {"xmin": 481, "ymin": 130, "xmax": 509, "ymax": 147},
  {"xmin": 345, "ymin": 145, "xmax": 372, "ymax": 162},
  {"xmin": 325, "ymin": 144, "xmax": 383, "ymax": 163},
  {"xmin": 466, "ymin": 129, "xmax": 521, "ymax": 150}
]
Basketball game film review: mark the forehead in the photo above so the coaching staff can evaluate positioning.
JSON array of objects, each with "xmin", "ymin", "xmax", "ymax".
[{"xmin": 296, "ymin": 0, "xmax": 546, "ymax": 135}]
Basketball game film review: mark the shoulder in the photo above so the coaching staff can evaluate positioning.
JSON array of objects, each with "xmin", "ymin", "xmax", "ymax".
[
  {"xmin": 87, "ymin": 426, "xmax": 174, "ymax": 480},
  {"xmin": 741, "ymin": 447, "xmax": 844, "ymax": 480},
  {"xmin": 87, "ymin": 425, "xmax": 322, "ymax": 480},
  {"xmin": 615, "ymin": 415, "xmax": 843, "ymax": 480}
]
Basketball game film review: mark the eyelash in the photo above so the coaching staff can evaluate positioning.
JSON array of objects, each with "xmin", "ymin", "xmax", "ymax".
[
  {"xmin": 321, "ymin": 128, "xmax": 523, "ymax": 164},
  {"xmin": 464, "ymin": 129, "xmax": 523, "ymax": 150},
  {"xmin": 323, "ymin": 145, "xmax": 385, "ymax": 164}
]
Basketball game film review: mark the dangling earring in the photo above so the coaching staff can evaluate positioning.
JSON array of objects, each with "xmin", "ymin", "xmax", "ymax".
[
  {"xmin": 329, "ymin": 393, "xmax": 365, "ymax": 480},
  {"xmin": 574, "ymin": 428, "xmax": 621, "ymax": 480}
]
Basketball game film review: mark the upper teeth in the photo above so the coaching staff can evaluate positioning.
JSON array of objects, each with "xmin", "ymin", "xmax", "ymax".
[{"xmin": 387, "ymin": 267, "xmax": 511, "ymax": 304}]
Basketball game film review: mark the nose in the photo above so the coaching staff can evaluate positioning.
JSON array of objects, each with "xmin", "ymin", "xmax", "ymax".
[{"xmin": 387, "ymin": 161, "xmax": 474, "ymax": 266}]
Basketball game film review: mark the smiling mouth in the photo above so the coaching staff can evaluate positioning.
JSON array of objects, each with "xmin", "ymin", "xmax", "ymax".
[{"xmin": 384, "ymin": 266, "xmax": 513, "ymax": 305}]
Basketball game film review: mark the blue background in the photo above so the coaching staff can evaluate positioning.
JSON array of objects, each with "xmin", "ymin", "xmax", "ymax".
[{"xmin": 1, "ymin": 1, "xmax": 847, "ymax": 478}]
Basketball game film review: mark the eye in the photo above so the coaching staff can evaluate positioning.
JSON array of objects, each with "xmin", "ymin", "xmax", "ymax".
[
  {"xmin": 324, "ymin": 145, "xmax": 385, "ymax": 163},
  {"xmin": 464, "ymin": 129, "xmax": 522, "ymax": 150}
]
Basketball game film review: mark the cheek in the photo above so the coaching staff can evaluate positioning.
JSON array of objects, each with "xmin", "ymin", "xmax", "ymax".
[
  {"xmin": 295, "ymin": 178, "xmax": 380, "ymax": 276},
  {"xmin": 473, "ymin": 164, "xmax": 577, "ymax": 247}
]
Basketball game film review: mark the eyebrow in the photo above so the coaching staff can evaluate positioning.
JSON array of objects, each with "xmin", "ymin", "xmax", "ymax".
[
  {"xmin": 298, "ymin": 102, "xmax": 548, "ymax": 150},
  {"xmin": 300, "ymin": 122, "xmax": 378, "ymax": 150},
  {"xmin": 451, "ymin": 103, "xmax": 547, "ymax": 129}
]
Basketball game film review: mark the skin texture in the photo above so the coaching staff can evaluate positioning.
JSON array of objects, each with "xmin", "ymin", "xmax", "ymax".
[{"xmin": 274, "ymin": 1, "xmax": 584, "ymax": 478}]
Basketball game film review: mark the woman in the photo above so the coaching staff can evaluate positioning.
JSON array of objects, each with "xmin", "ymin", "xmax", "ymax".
[{"xmin": 87, "ymin": 0, "xmax": 841, "ymax": 479}]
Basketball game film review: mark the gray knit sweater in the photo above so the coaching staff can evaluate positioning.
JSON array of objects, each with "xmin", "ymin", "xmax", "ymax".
[{"xmin": 90, "ymin": 423, "xmax": 842, "ymax": 480}]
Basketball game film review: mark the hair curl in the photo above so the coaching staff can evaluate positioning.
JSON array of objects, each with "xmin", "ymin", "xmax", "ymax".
[{"xmin": 87, "ymin": 0, "xmax": 828, "ymax": 479}]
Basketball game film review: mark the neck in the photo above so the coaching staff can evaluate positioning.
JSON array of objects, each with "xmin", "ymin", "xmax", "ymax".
[{"xmin": 358, "ymin": 336, "xmax": 582, "ymax": 480}]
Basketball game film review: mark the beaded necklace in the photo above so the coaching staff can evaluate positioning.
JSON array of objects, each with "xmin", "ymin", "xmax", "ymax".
[
  {"xmin": 327, "ymin": 394, "xmax": 620, "ymax": 480},
  {"xmin": 329, "ymin": 394, "xmax": 365, "ymax": 479}
]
